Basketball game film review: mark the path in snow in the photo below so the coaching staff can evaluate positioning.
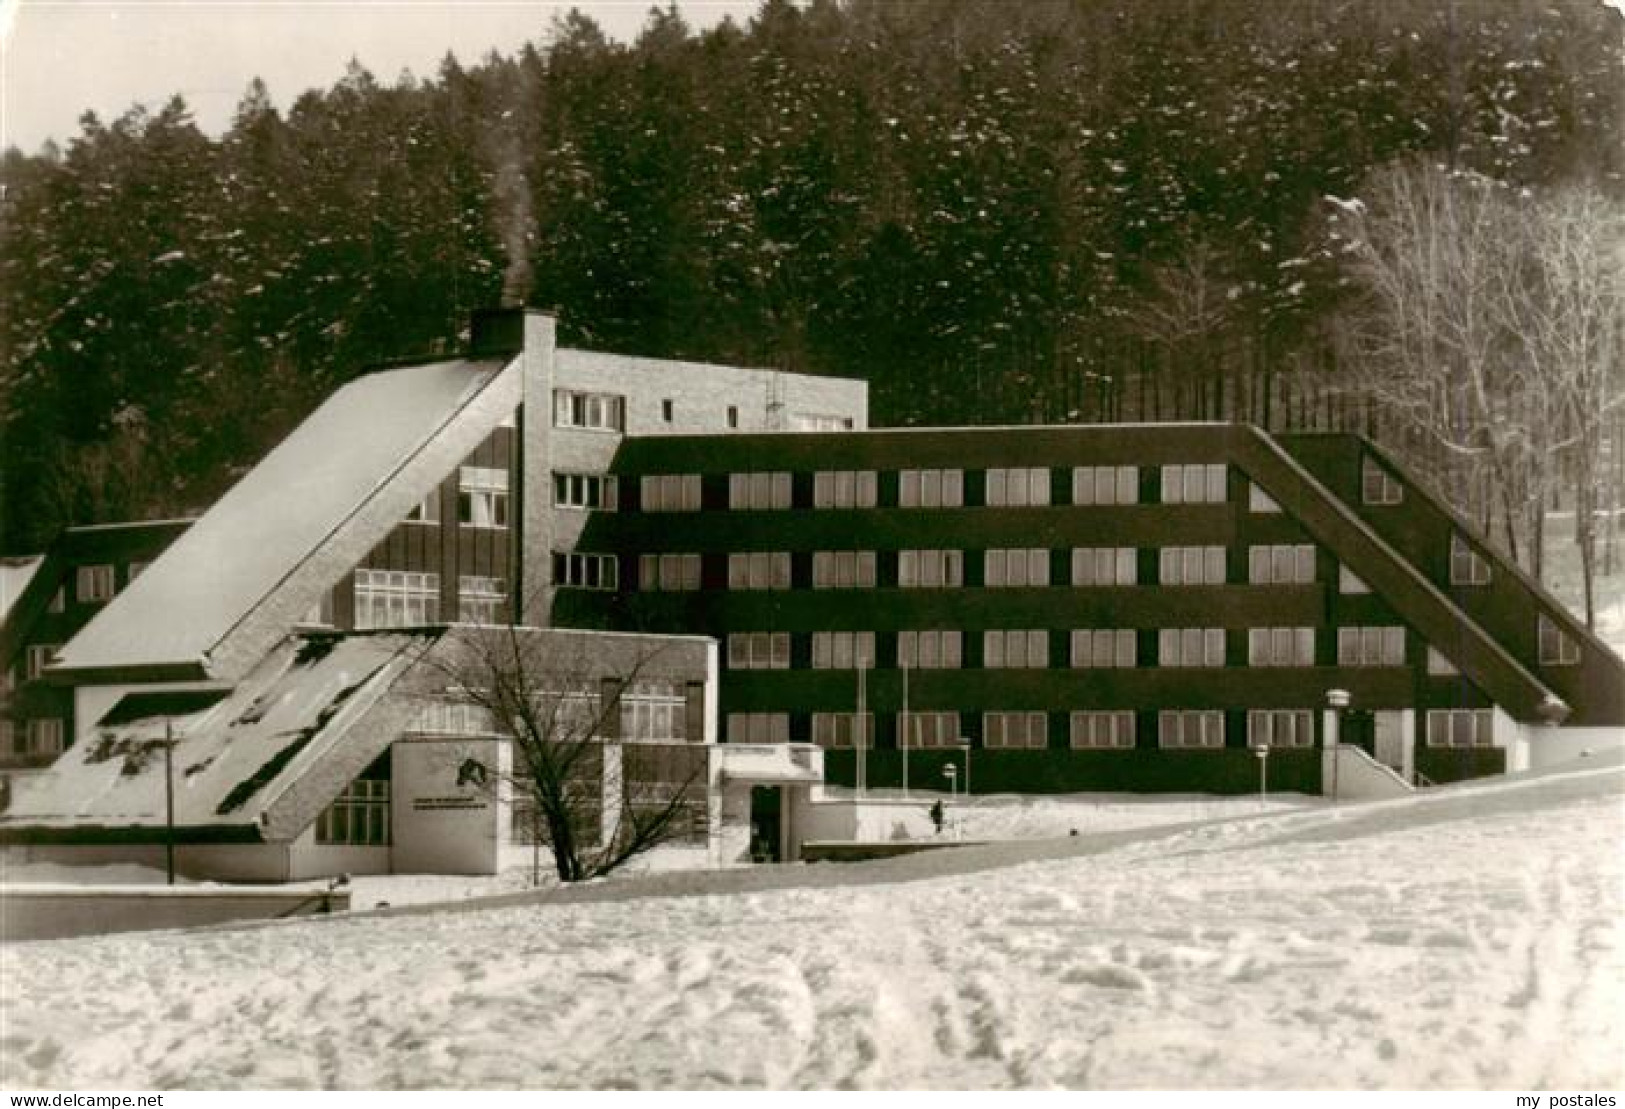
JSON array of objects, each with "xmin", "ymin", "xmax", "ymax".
[{"xmin": 2, "ymin": 760, "xmax": 1621, "ymax": 1089}]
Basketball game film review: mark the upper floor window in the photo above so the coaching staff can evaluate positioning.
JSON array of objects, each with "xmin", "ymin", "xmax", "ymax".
[
  {"xmin": 984, "ymin": 548, "xmax": 1049, "ymax": 588},
  {"xmin": 897, "ymin": 630, "xmax": 962, "ymax": 670},
  {"xmin": 640, "ymin": 553, "xmax": 702, "ymax": 592},
  {"xmin": 811, "ymin": 711, "xmax": 873, "ymax": 749},
  {"xmin": 1538, "ymin": 614, "xmax": 1580, "ymax": 666},
  {"xmin": 983, "ymin": 711, "xmax": 1047, "ymax": 749},
  {"xmin": 727, "ymin": 405, "xmax": 740, "ymax": 429},
  {"xmin": 1158, "ymin": 628, "xmax": 1225, "ymax": 668},
  {"xmin": 1450, "ymin": 534, "xmax": 1492, "ymax": 586},
  {"xmin": 355, "ymin": 569, "xmax": 440, "ymax": 629},
  {"xmin": 899, "ymin": 468, "xmax": 964, "ymax": 508},
  {"xmin": 47, "ymin": 587, "xmax": 65, "ymax": 614},
  {"xmin": 641, "ymin": 474, "xmax": 701, "ymax": 513},
  {"xmin": 25, "ymin": 718, "xmax": 65, "ymax": 757},
  {"xmin": 1425, "ymin": 708, "xmax": 1493, "ymax": 748},
  {"xmin": 812, "ymin": 551, "xmax": 877, "ymax": 589},
  {"xmin": 457, "ymin": 575, "xmax": 507, "ymax": 624},
  {"xmin": 1247, "ymin": 709, "xmax": 1313, "ymax": 748},
  {"xmin": 555, "ymin": 473, "xmax": 618, "ymax": 511},
  {"xmin": 1248, "ymin": 545, "xmax": 1314, "ymax": 585},
  {"xmin": 1247, "ymin": 627, "xmax": 1315, "ymax": 667},
  {"xmin": 1071, "ymin": 629, "xmax": 1136, "ymax": 669},
  {"xmin": 1072, "ymin": 466, "xmax": 1138, "ymax": 506},
  {"xmin": 554, "ymin": 389, "xmax": 625, "ymax": 431},
  {"xmin": 1158, "ymin": 710, "xmax": 1224, "ymax": 749},
  {"xmin": 553, "ymin": 552, "xmax": 618, "ymax": 591},
  {"xmin": 727, "ymin": 552, "xmax": 791, "ymax": 591},
  {"xmin": 1336, "ymin": 626, "xmax": 1405, "ymax": 667},
  {"xmin": 1070, "ymin": 711, "xmax": 1136, "ymax": 750},
  {"xmin": 727, "ymin": 712, "xmax": 789, "ymax": 744},
  {"xmin": 983, "ymin": 629, "xmax": 1049, "ymax": 669},
  {"xmin": 1248, "ymin": 483, "xmax": 1282, "ymax": 513},
  {"xmin": 727, "ymin": 632, "xmax": 790, "ymax": 671},
  {"xmin": 1361, "ymin": 457, "xmax": 1402, "ymax": 505},
  {"xmin": 1159, "ymin": 546, "xmax": 1226, "ymax": 586},
  {"xmin": 985, "ymin": 467, "xmax": 1050, "ymax": 507},
  {"xmin": 404, "ymin": 491, "xmax": 440, "ymax": 523},
  {"xmin": 898, "ymin": 549, "xmax": 964, "ymax": 589},
  {"xmin": 76, "ymin": 564, "xmax": 115, "ymax": 604},
  {"xmin": 729, "ymin": 472, "xmax": 792, "ymax": 510},
  {"xmin": 790, "ymin": 412, "xmax": 854, "ymax": 431},
  {"xmin": 812, "ymin": 631, "xmax": 876, "ymax": 670},
  {"xmin": 24, "ymin": 644, "xmax": 59, "ymax": 682},
  {"xmin": 661, "ymin": 398, "xmax": 674, "ymax": 422},
  {"xmin": 459, "ymin": 467, "xmax": 509, "ymax": 529},
  {"xmin": 1161, "ymin": 464, "xmax": 1226, "ymax": 504},
  {"xmin": 1072, "ymin": 547, "xmax": 1137, "ymax": 587},
  {"xmin": 897, "ymin": 711, "xmax": 960, "ymax": 748},
  {"xmin": 620, "ymin": 680, "xmax": 691, "ymax": 742},
  {"xmin": 813, "ymin": 470, "xmax": 878, "ymax": 509}
]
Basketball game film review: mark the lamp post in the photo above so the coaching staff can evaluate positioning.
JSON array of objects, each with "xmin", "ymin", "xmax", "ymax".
[
  {"xmin": 163, "ymin": 720, "xmax": 177, "ymax": 886},
  {"xmin": 1253, "ymin": 743, "xmax": 1270, "ymax": 809},
  {"xmin": 1326, "ymin": 688, "xmax": 1350, "ymax": 804},
  {"xmin": 941, "ymin": 764, "xmax": 958, "ymax": 839},
  {"xmin": 957, "ymin": 742, "xmax": 971, "ymax": 799}
]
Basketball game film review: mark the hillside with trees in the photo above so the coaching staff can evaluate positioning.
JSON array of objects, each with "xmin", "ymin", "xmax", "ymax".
[{"xmin": 1, "ymin": 0, "xmax": 1620, "ymax": 615}]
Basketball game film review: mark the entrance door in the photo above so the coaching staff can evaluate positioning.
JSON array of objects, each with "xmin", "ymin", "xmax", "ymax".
[
  {"xmin": 1372, "ymin": 710, "xmax": 1406, "ymax": 775},
  {"xmin": 749, "ymin": 786, "xmax": 782, "ymax": 863},
  {"xmin": 1342, "ymin": 709, "xmax": 1376, "ymax": 757}
]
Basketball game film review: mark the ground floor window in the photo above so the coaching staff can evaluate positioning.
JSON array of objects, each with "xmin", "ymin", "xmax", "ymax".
[
  {"xmin": 1246, "ymin": 709, "xmax": 1314, "ymax": 749},
  {"xmin": 1070, "ymin": 711, "xmax": 1135, "ymax": 750},
  {"xmin": 25, "ymin": 717, "xmax": 64, "ymax": 756},
  {"xmin": 1158, "ymin": 710, "xmax": 1224, "ymax": 749},
  {"xmin": 315, "ymin": 778, "xmax": 390, "ymax": 846},
  {"xmin": 1425, "ymin": 709, "xmax": 1494, "ymax": 748},
  {"xmin": 355, "ymin": 569, "xmax": 439, "ymax": 629}
]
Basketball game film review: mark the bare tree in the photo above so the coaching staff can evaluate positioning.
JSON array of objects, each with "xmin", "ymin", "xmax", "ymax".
[{"xmin": 424, "ymin": 625, "xmax": 708, "ymax": 883}]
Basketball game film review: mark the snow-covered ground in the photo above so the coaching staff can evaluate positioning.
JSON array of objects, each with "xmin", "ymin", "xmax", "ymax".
[{"xmin": 3, "ymin": 759, "xmax": 1619, "ymax": 1090}]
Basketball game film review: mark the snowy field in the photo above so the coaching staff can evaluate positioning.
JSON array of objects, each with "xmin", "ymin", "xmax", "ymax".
[{"xmin": 3, "ymin": 759, "xmax": 1620, "ymax": 1090}]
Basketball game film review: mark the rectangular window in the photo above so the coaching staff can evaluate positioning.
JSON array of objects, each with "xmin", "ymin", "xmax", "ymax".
[
  {"xmin": 983, "ymin": 711, "xmax": 1047, "ymax": 749},
  {"xmin": 790, "ymin": 412, "xmax": 854, "ymax": 431},
  {"xmin": 1248, "ymin": 483, "xmax": 1282, "ymax": 513},
  {"xmin": 76, "ymin": 564, "xmax": 114, "ymax": 603},
  {"xmin": 813, "ymin": 470, "xmax": 878, "ymax": 509},
  {"xmin": 728, "ymin": 472, "xmax": 792, "ymax": 510},
  {"xmin": 984, "ymin": 548, "xmax": 1050, "ymax": 588},
  {"xmin": 355, "ymin": 569, "xmax": 440, "ymax": 629},
  {"xmin": 1161, "ymin": 464, "xmax": 1226, "ymax": 504},
  {"xmin": 899, "ymin": 468, "xmax": 964, "ymax": 508},
  {"xmin": 1247, "ymin": 709, "xmax": 1314, "ymax": 749},
  {"xmin": 1159, "ymin": 546, "xmax": 1226, "ymax": 585},
  {"xmin": 458, "ymin": 467, "xmax": 510, "ymax": 529},
  {"xmin": 727, "ymin": 405, "xmax": 740, "ymax": 429},
  {"xmin": 1248, "ymin": 544, "xmax": 1315, "ymax": 585},
  {"xmin": 1426, "ymin": 646, "xmax": 1460, "ymax": 676},
  {"xmin": 24, "ymin": 644, "xmax": 59, "ymax": 681},
  {"xmin": 639, "ymin": 553, "xmax": 702, "ymax": 592},
  {"xmin": 315, "ymin": 777, "xmax": 390, "ymax": 846},
  {"xmin": 1425, "ymin": 708, "xmax": 1494, "ymax": 748},
  {"xmin": 1070, "ymin": 629, "xmax": 1137, "ymax": 669},
  {"xmin": 553, "ymin": 472, "xmax": 618, "ymax": 511},
  {"xmin": 1336, "ymin": 626, "xmax": 1405, "ymax": 667},
  {"xmin": 897, "ymin": 630, "xmax": 963, "ymax": 670},
  {"xmin": 414, "ymin": 698, "xmax": 500, "ymax": 736},
  {"xmin": 661, "ymin": 398, "xmax": 674, "ymax": 422},
  {"xmin": 620, "ymin": 680, "xmax": 689, "ymax": 742},
  {"xmin": 898, "ymin": 549, "xmax": 964, "ymax": 588},
  {"xmin": 896, "ymin": 711, "xmax": 960, "ymax": 749},
  {"xmin": 1338, "ymin": 565, "xmax": 1372, "ymax": 594},
  {"xmin": 982, "ymin": 629, "xmax": 1049, "ymax": 669},
  {"xmin": 727, "ymin": 552, "xmax": 791, "ymax": 591},
  {"xmin": 1158, "ymin": 710, "xmax": 1225, "ymax": 749},
  {"xmin": 552, "ymin": 552, "xmax": 619, "ymax": 591},
  {"xmin": 811, "ymin": 631, "xmax": 876, "ymax": 670},
  {"xmin": 1361, "ymin": 457, "xmax": 1402, "ymax": 505},
  {"xmin": 1158, "ymin": 628, "xmax": 1226, "ymax": 668},
  {"xmin": 457, "ymin": 576, "xmax": 506, "ymax": 624},
  {"xmin": 727, "ymin": 632, "xmax": 790, "ymax": 671},
  {"xmin": 1070, "ymin": 711, "xmax": 1136, "ymax": 750},
  {"xmin": 641, "ymin": 474, "xmax": 701, "ymax": 512},
  {"xmin": 1247, "ymin": 627, "xmax": 1315, "ymax": 667},
  {"xmin": 727, "ymin": 712, "xmax": 789, "ymax": 744},
  {"xmin": 811, "ymin": 711, "xmax": 874, "ymax": 749},
  {"xmin": 985, "ymin": 467, "xmax": 1050, "ymax": 507},
  {"xmin": 1072, "ymin": 466, "xmax": 1138, "ymax": 506},
  {"xmin": 1450, "ymin": 534, "xmax": 1492, "ymax": 586},
  {"xmin": 25, "ymin": 718, "xmax": 65, "ymax": 757},
  {"xmin": 1538, "ymin": 614, "xmax": 1580, "ymax": 666},
  {"xmin": 404, "ymin": 491, "xmax": 440, "ymax": 523},
  {"xmin": 554, "ymin": 389, "xmax": 625, "ymax": 431},
  {"xmin": 812, "ymin": 551, "xmax": 878, "ymax": 589},
  {"xmin": 1072, "ymin": 547, "xmax": 1137, "ymax": 586}
]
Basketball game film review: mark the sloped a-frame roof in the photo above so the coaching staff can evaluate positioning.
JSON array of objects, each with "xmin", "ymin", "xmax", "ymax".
[{"xmin": 53, "ymin": 358, "xmax": 516, "ymax": 680}]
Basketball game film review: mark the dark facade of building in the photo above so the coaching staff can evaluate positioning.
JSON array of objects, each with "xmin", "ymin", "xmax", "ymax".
[{"xmin": 550, "ymin": 422, "xmax": 1620, "ymax": 793}]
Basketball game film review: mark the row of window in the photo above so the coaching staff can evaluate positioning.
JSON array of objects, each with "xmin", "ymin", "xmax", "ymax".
[
  {"xmin": 552, "ymin": 388, "xmax": 854, "ymax": 435},
  {"xmin": 353, "ymin": 570, "xmax": 509, "ymax": 629},
  {"xmin": 724, "ymin": 625, "xmax": 1426, "ymax": 671},
  {"xmin": 735, "ymin": 707, "xmax": 1496, "ymax": 751},
  {"xmin": 411, "ymin": 681, "xmax": 694, "ymax": 742},
  {"xmin": 0, "ymin": 718, "xmax": 65, "ymax": 759}
]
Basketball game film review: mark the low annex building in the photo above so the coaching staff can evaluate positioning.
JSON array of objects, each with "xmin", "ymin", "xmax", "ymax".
[{"xmin": 1, "ymin": 307, "xmax": 1620, "ymax": 878}]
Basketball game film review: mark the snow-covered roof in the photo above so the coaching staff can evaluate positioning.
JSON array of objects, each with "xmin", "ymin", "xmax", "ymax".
[
  {"xmin": 1, "ymin": 632, "xmax": 438, "ymax": 838},
  {"xmin": 54, "ymin": 359, "xmax": 506, "ymax": 674}
]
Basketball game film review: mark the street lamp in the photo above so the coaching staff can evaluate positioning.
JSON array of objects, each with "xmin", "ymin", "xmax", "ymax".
[
  {"xmin": 941, "ymin": 764, "xmax": 959, "ymax": 839},
  {"xmin": 956, "ymin": 742, "xmax": 971, "ymax": 799},
  {"xmin": 1253, "ymin": 743, "xmax": 1270, "ymax": 808},
  {"xmin": 1326, "ymin": 688, "xmax": 1351, "ymax": 804}
]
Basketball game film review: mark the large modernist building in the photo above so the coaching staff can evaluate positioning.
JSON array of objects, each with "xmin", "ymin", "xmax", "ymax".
[{"xmin": 1, "ymin": 308, "xmax": 1620, "ymax": 877}]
